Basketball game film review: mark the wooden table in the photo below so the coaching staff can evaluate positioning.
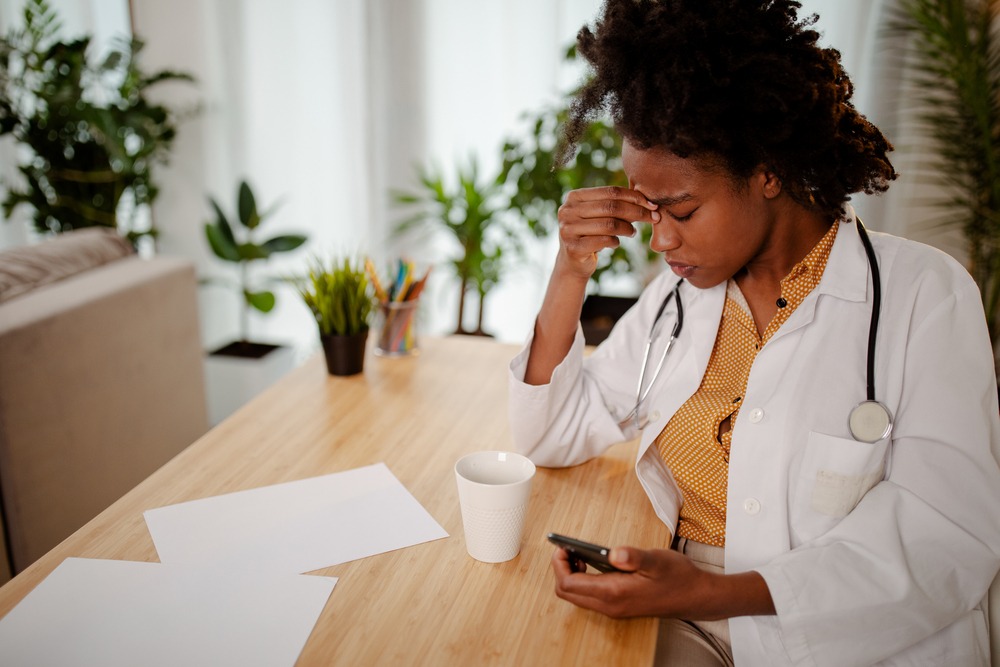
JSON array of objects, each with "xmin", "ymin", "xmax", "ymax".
[{"xmin": 0, "ymin": 336, "xmax": 671, "ymax": 665}]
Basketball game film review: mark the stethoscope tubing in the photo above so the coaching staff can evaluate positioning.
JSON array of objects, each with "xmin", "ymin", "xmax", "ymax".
[
  {"xmin": 639, "ymin": 281, "xmax": 683, "ymax": 407},
  {"xmin": 856, "ymin": 221, "xmax": 881, "ymax": 403},
  {"xmin": 851, "ymin": 220, "xmax": 894, "ymax": 442},
  {"xmin": 622, "ymin": 220, "xmax": 891, "ymax": 442},
  {"xmin": 621, "ymin": 279, "xmax": 684, "ymax": 428}
]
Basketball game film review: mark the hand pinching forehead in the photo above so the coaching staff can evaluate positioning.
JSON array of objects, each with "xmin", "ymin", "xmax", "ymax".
[{"xmin": 559, "ymin": 185, "xmax": 660, "ymax": 232}]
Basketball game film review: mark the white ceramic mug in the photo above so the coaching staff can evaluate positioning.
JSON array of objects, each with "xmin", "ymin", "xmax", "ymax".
[{"xmin": 454, "ymin": 451, "xmax": 536, "ymax": 563}]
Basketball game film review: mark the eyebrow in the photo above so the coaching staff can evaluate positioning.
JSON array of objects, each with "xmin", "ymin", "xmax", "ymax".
[{"xmin": 647, "ymin": 193, "xmax": 696, "ymax": 207}]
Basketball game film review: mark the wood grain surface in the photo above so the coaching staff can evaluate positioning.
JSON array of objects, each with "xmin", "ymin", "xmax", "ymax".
[{"xmin": 0, "ymin": 336, "xmax": 671, "ymax": 665}]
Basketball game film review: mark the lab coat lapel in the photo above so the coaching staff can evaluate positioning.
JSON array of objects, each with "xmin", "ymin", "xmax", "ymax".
[{"xmin": 766, "ymin": 214, "xmax": 870, "ymax": 343}]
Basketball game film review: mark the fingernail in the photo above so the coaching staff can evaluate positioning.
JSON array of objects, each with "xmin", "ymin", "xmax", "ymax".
[
  {"xmin": 651, "ymin": 210, "xmax": 660, "ymax": 222},
  {"xmin": 610, "ymin": 547, "xmax": 629, "ymax": 565}
]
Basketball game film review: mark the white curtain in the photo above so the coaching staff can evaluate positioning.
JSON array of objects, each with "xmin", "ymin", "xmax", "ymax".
[
  {"xmin": 2, "ymin": 0, "xmax": 964, "ymax": 348},
  {"xmin": 124, "ymin": 0, "xmax": 606, "ymax": 350}
]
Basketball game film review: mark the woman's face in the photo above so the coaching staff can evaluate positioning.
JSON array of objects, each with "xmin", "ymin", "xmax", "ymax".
[{"xmin": 622, "ymin": 140, "xmax": 777, "ymax": 289}]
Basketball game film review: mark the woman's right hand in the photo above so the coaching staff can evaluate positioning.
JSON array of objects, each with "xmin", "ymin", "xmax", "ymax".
[
  {"xmin": 523, "ymin": 186, "xmax": 659, "ymax": 386},
  {"xmin": 555, "ymin": 186, "xmax": 660, "ymax": 280}
]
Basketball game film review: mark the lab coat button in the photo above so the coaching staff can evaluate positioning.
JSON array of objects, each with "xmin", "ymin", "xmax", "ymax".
[
  {"xmin": 650, "ymin": 410, "xmax": 661, "ymax": 422},
  {"xmin": 748, "ymin": 408, "xmax": 764, "ymax": 423},
  {"xmin": 743, "ymin": 498, "xmax": 761, "ymax": 515}
]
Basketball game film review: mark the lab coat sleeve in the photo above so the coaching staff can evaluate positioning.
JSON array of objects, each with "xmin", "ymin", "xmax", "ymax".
[
  {"xmin": 508, "ymin": 326, "xmax": 625, "ymax": 467},
  {"xmin": 755, "ymin": 280, "xmax": 1000, "ymax": 666},
  {"xmin": 508, "ymin": 273, "xmax": 679, "ymax": 468}
]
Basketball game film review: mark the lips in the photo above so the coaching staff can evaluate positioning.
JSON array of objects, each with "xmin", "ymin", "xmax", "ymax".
[{"xmin": 666, "ymin": 260, "xmax": 696, "ymax": 278}]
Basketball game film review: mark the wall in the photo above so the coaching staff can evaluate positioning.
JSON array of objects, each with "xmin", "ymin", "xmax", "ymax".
[{"xmin": 0, "ymin": 0, "xmax": 968, "ymax": 349}]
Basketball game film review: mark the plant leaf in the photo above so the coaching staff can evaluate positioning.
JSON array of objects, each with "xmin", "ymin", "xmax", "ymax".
[
  {"xmin": 205, "ymin": 222, "xmax": 241, "ymax": 261},
  {"xmin": 208, "ymin": 196, "xmax": 236, "ymax": 240},
  {"xmin": 237, "ymin": 243, "xmax": 269, "ymax": 261},
  {"xmin": 238, "ymin": 180, "xmax": 260, "ymax": 229},
  {"xmin": 261, "ymin": 234, "xmax": 308, "ymax": 254},
  {"xmin": 246, "ymin": 290, "xmax": 276, "ymax": 313}
]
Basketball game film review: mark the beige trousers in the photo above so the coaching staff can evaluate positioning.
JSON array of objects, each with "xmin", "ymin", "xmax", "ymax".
[{"xmin": 654, "ymin": 537, "xmax": 734, "ymax": 667}]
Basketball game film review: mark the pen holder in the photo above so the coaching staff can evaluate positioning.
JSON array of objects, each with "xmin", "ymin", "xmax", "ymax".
[{"xmin": 375, "ymin": 300, "xmax": 420, "ymax": 357}]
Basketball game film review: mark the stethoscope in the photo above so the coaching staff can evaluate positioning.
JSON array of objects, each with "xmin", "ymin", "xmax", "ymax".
[{"xmin": 619, "ymin": 220, "xmax": 893, "ymax": 444}]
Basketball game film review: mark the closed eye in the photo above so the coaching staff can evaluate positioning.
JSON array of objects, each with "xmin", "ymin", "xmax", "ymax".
[{"xmin": 668, "ymin": 209, "xmax": 697, "ymax": 222}]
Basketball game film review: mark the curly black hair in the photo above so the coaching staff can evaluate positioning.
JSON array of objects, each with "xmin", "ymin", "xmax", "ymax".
[{"xmin": 559, "ymin": 0, "xmax": 897, "ymax": 221}]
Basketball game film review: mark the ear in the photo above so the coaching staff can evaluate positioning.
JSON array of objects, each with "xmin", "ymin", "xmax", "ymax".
[{"xmin": 753, "ymin": 166, "xmax": 782, "ymax": 199}]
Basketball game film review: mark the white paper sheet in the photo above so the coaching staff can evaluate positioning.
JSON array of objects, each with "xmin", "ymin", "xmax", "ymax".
[
  {"xmin": 144, "ymin": 462, "xmax": 448, "ymax": 574},
  {"xmin": 0, "ymin": 558, "xmax": 336, "ymax": 667}
]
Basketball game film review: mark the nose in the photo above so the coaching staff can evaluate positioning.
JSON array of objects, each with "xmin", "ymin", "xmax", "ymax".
[{"xmin": 649, "ymin": 218, "xmax": 681, "ymax": 254}]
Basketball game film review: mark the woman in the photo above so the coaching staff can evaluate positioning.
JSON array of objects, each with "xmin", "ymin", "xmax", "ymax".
[{"xmin": 508, "ymin": 1, "xmax": 1000, "ymax": 665}]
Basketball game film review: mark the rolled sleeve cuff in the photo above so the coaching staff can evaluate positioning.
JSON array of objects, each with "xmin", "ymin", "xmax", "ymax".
[{"xmin": 753, "ymin": 564, "xmax": 814, "ymax": 665}]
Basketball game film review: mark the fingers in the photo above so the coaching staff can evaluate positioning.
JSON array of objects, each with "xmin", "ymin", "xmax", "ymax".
[
  {"xmin": 556, "ymin": 186, "xmax": 660, "ymax": 278},
  {"xmin": 552, "ymin": 547, "xmax": 585, "ymax": 575},
  {"xmin": 608, "ymin": 546, "xmax": 643, "ymax": 572},
  {"xmin": 559, "ymin": 186, "xmax": 660, "ymax": 235},
  {"xmin": 564, "ymin": 186, "xmax": 660, "ymax": 218},
  {"xmin": 550, "ymin": 546, "xmax": 703, "ymax": 619},
  {"xmin": 551, "ymin": 548, "xmax": 625, "ymax": 616}
]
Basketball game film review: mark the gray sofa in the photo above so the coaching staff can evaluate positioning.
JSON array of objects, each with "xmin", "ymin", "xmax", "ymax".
[{"xmin": 0, "ymin": 228, "xmax": 208, "ymax": 581}]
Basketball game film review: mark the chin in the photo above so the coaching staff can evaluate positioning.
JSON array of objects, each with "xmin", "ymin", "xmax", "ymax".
[{"xmin": 683, "ymin": 273, "xmax": 726, "ymax": 290}]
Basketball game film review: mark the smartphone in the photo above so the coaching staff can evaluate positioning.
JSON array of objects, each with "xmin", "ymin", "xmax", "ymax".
[{"xmin": 547, "ymin": 532, "xmax": 623, "ymax": 573}]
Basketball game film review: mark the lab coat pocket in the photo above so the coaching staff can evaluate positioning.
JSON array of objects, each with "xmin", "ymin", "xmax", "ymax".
[{"xmin": 791, "ymin": 431, "xmax": 889, "ymax": 544}]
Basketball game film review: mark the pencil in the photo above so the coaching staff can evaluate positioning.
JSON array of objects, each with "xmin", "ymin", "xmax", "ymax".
[{"xmin": 366, "ymin": 258, "xmax": 388, "ymax": 302}]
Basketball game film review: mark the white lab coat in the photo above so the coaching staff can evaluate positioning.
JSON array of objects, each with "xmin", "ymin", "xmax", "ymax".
[{"xmin": 508, "ymin": 210, "xmax": 1000, "ymax": 666}]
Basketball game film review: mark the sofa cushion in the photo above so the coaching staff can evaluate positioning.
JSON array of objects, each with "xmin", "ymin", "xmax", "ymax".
[
  {"xmin": 0, "ymin": 228, "xmax": 134, "ymax": 304},
  {"xmin": 0, "ymin": 255, "xmax": 208, "ymax": 573}
]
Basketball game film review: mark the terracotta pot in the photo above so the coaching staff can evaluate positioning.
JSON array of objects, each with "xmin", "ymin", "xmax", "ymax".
[{"xmin": 320, "ymin": 330, "xmax": 368, "ymax": 376}]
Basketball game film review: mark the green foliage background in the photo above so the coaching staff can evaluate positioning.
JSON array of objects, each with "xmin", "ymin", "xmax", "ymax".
[
  {"xmin": 0, "ymin": 0, "xmax": 193, "ymax": 243},
  {"xmin": 892, "ymin": 0, "xmax": 1000, "ymax": 343}
]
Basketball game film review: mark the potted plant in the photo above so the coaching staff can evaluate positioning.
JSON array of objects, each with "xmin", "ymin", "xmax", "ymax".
[
  {"xmin": 295, "ymin": 256, "xmax": 374, "ymax": 376},
  {"xmin": 497, "ymin": 44, "xmax": 657, "ymax": 344},
  {"xmin": 202, "ymin": 179, "xmax": 308, "ymax": 422},
  {"xmin": 392, "ymin": 158, "xmax": 506, "ymax": 336},
  {"xmin": 0, "ymin": 0, "xmax": 194, "ymax": 245},
  {"xmin": 891, "ymin": 1, "xmax": 1000, "ymax": 352},
  {"xmin": 203, "ymin": 179, "xmax": 308, "ymax": 355}
]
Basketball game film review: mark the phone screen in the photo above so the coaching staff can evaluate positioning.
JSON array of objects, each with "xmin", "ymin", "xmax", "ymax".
[{"xmin": 547, "ymin": 532, "xmax": 623, "ymax": 573}]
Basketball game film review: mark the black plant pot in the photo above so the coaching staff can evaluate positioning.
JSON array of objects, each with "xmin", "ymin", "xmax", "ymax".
[
  {"xmin": 580, "ymin": 294, "xmax": 639, "ymax": 345},
  {"xmin": 320, "ymin": 330, "xmax": 368, "ymax": 376},
  {"xmin": 209, "ymin": 340, "xmax": 285, "ymax": 359}
]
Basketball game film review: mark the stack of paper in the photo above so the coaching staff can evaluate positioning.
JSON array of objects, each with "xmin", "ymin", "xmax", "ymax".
[
  {"xmin": 144, "ymin": 462, "xmax": 449, "ymax": 574},
  {"xmin": 0, "ymin": 463, "xmax": 448, "ymax": 666}
]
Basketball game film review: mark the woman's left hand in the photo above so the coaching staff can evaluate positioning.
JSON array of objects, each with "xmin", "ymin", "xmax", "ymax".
[{"xmin": 551, "ymin": 546, "xmax": 776, "ymax": 620}]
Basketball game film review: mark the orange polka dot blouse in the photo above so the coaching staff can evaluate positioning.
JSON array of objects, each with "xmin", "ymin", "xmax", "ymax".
[{"xmin": 654, "ymin": 222, "xmax": 839, "ymax": 546}]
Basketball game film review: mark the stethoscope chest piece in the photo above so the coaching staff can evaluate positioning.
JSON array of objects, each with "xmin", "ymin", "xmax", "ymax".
[{"xmin": 848, "ymin": 400, "xmax": 893, "ymax": 443}]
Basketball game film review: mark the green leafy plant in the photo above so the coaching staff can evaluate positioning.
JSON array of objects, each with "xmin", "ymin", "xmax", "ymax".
[
  {"xmin": 393, "ymin": 159, "xmax": 506, "ymax": 336},
  {"xmin": 295, "ymin": 256, "xmax": 374, "ymax": 336},
  {"xmin": 0, "ymin": 0, "xmax": 194, "ymax": 243},
  {"xmin": 204, "ymin": 180, "xmax": 308, "ymax": 342},
  {"xmin": 498, "ymin": 44, "xmax": 656, "ymax": 289},
  {"xmin": 891, "ymin": 0, "xmax": 1000, "ymax": 344}
]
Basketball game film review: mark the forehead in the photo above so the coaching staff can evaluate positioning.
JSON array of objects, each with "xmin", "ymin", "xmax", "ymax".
[{"xmin": 621, "ymin": 141, "xmax": 733, "ymax": 200}]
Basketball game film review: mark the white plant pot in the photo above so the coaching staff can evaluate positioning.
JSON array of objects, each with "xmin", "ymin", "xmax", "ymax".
[{"xmin": 203, "ymin": 342, "xmax": 297, "ymax": 426}]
